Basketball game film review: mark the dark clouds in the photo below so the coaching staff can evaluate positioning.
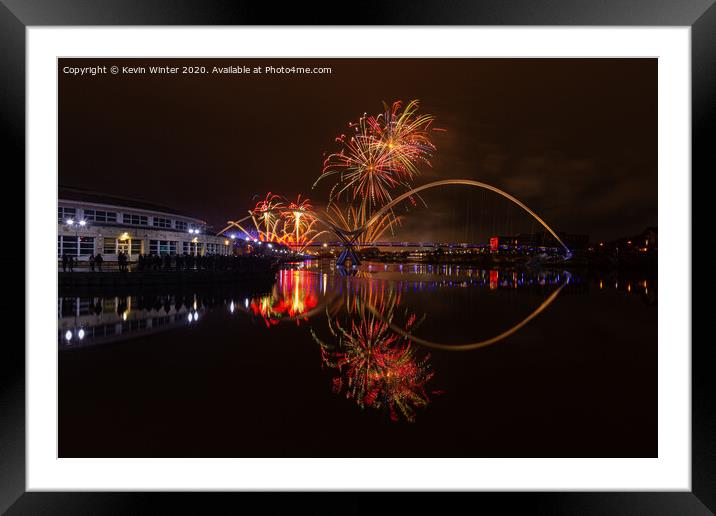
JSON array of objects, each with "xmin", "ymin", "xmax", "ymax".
[{"xmin": 59, "ymin": 58, "xmax": 656, "ymax": 242}]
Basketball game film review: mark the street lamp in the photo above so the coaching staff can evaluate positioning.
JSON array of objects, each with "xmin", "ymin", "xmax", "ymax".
[
  {"xmin": 188, "ymin": 228, "xmax": 198, "ymax": 254},
  {"xmin": 188, "ymin": 227, "xmax": 205, "ymax": 255},
  {"xmin": 66, "ymin": 218, "xmax": 89, "ymax": 262}
]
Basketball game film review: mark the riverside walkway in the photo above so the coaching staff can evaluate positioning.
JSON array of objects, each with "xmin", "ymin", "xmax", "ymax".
[{"xmin": 58, "ymin": 255, "xmax": 278, "ymax": 290}]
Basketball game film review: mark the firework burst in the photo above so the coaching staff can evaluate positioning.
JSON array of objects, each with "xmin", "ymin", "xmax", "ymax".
[
  {"xmin": 251, "ymin": 192, "xmax": 285, "ymax": 243},
  {"xmin": 313, "ymin": 100, "xmax": 439, "ymax": 247},
  {"xmin": 280, "ymin": 195, "xmax": 328, "ymax": 251},
  {"xmin": 249, "ymin": 193, "xmax": 327, "ymax": 252},
  {"xmin": 365, "ymin": 100, "xmax": 437, "ymax": 181},
  {"xmin": 315, "ymin": 99, "xmax": 438, "ymax": 208}
]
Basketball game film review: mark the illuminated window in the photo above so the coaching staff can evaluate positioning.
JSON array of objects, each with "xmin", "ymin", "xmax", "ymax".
[{"xmin": 149, "ymin": 240, "xmax": 178, "ymax": 255}]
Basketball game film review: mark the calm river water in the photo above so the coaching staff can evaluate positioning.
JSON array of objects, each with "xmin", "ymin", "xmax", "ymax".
[{"xmin": 59, "ymin": 261, "xmax": 657, "ymax": 457}]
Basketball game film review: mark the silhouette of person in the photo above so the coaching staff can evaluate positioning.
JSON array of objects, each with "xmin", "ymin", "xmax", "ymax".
[
  {"xmin": 89, "ymin": 253, "xmax": 95, "ymax": 272},
  {"xmin": 62, "ymin": 253, "xmax": 68, "ymax": 272},
  {"xmin": 95, "ymin": 253, "xmax": 103, "ymax": 272}
]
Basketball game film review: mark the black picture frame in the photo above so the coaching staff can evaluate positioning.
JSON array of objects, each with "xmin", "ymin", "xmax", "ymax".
[{"xmin": 3, "ymin": 1, "xmax": 712, "ymax": 513}]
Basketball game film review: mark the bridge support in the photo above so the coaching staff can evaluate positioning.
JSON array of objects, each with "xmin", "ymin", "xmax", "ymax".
[
  {"xmin": 333, "ymin": 228, "xmax": 363, "ymax": 268},
  {"xmin": 336, "ymin": 246, "xmax": 361, "ymax": 268}
]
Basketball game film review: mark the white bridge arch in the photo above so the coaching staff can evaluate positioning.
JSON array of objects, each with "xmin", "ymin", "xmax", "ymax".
[
  {"xmin": 220, "ymin": 179, "xmax": 571, "ymax": 264},
  {"xmin": 360, "ymin": 179, "xmax": 570, "ymax": 255}
]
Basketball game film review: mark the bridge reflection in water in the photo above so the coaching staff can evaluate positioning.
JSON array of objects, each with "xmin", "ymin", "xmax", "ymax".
[{"xmin": 59, "ymin": 261, "xmax": 656, "ymax": 424}]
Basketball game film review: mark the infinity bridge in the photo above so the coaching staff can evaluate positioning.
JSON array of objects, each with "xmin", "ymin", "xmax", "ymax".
[{"xmin": 221, "ymin": 179, "xmax": 571, "ymax": 266}]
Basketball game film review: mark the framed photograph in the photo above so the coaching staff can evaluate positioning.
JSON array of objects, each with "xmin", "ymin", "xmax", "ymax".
[{"xmin": 5, "ymin": 0, "xmax": 711, "ymax": 513}]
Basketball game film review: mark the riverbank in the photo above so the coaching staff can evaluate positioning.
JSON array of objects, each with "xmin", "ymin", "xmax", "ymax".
[
  {"xmin": 58, "ymin": 257, "xmax": 279, "ymax": 296},
  {"xmin": 59, "ymin": 267, "xmax": 276, "ymax": 287}
]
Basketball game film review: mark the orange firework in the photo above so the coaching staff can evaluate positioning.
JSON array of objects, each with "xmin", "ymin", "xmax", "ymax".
[
  {"xmin": 280, "ymin": 195, "xmax": 328, "ymax": 252},
  {"xmin": 251, "ymin": 192, "xmax": 285, "ymax": 242},
  {"xmin": 250, "ymin": 193, "xmax": 327, "ymax": 252},
  {"xmin": 315, "ymin": 99, "xmax": 438, "ymax": 208}
]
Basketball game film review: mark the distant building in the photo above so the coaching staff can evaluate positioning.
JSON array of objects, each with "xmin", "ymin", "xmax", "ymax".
[
  {"xmin": 603, "ymin": 227, "xmax": 657, "ymax": 253},
  {"xmin": 492, "ymin": 231, "xmax": 589, "ymax": 251},
  {"xmin": 57, "ymin": 185, "xmax": 231, "ymax": 261}
]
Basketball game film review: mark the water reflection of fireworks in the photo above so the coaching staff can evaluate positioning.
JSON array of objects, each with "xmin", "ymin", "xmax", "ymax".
[
  {"xmin": 311, "ymin": 282, "xmax": 439, "ymax": 423},
  {"xmin": 249, "ymin": 269, "xmax": 320, "ymax": 327}
]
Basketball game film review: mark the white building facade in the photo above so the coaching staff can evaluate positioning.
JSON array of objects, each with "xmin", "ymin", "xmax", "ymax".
[{"xmin": 58, "ymin": 186, "xmax": 231, "ymax": 262}]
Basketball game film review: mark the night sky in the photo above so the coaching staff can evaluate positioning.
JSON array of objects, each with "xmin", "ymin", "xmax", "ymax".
[{"xmin": 59, "ymin": 58, "xmax": 656, "ymax": 242}]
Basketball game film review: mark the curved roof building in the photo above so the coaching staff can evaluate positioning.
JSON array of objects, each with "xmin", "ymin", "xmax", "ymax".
[{"xmin": 58, "ymin": 185, "xmax": 230, "ymax": 261}]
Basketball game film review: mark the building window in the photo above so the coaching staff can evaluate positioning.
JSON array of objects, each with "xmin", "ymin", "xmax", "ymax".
[
  {"xmin": 175, "ymin": 220, "xmax": 187, "ymax": 231},
  {"xmin": 131, "ymin": 239, "xmax": 142, "ymax": 255},
  {"xmin": 58, "ymin": 207, "xmax": 76, "ymax": 223},
  {"xmin": 57, "ymin": 235, "xmax": 94, "ymax": 257},
  {"xmin": 149, "ymin": 240, "xmax": 178, "ymax": 255},
  {"xmin": 79, "ymin": 236, "xmax": 95, "ymax": 255},
  {"xmin": 153, "ymin": 217, "xmax": 171, "ymax": 228},
  {"xmin": 103, "ymin": 237, "xmax": 117, "ymax": 254},
  {"xmin": 58, "ymin": 235, "xmax": 79, "ymax": 257},
  {"xmin": 207, "ymin": 243, "xmax": 225, "ymax": 254},
  {"xmin": 122, "ymin": 213, "xmax": 149, "ymax": 226},
  {"xmin": 84, "ymin": 209, "xmax": 117, "ymax": 223},
  {"xmin": 182, "ymin": 241, "xmax": 203, "ymax": 254}
]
